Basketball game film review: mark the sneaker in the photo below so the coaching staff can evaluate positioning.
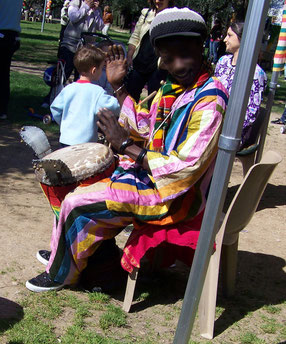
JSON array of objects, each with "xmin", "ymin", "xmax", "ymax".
[
  {"xmin": 0, "ymin": 114, "xmax": 7, "ymax": 120},
  {"xmin": 26, "ymin": 272, "xmax": 64, "ymax": 292},
  {"xmin": 36, "ymin": 250, "xmax": 51, "ymax": 266},
  {"xmin": 271, "ymin": 118, "xmax": 285, "ymax": 125}
]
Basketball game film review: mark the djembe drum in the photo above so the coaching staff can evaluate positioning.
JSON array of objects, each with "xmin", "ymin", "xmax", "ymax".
[{"xmin": 33, "ymin": 142, "xmax": 115, "ymax": 218}]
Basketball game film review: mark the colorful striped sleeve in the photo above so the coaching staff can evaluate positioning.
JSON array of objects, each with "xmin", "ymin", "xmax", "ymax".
[{"xmin": 147, "ymin": 79, "xmax": 227, "ymax": 202}]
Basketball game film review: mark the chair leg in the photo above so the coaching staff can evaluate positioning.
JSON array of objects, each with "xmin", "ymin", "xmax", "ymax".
[
  {"xmin": 237, "ymin": 153, "xmax": 256, "ymax": 177},
  {"xmin": 122, "ymin": 267, "xmax": 139, "ymax": 312},
  {"xmin": 198, "ymin": 249, "xmax": 220, "ymax": 339},
  {"xmin": 221, "ymin": 239, "xmax": 239, "ymax": 298}
]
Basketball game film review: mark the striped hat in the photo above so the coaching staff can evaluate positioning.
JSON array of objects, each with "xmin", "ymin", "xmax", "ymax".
[{"xmin": 149, "ymin": 7, "xmax": 207, "ymax": 46}]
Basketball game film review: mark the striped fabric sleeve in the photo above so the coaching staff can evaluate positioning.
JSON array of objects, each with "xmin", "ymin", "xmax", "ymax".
[
  {"xmin": 119, "ymin": 92, "xmax": 161, "ymax": 141},
  {"xmin": 147, "ymin": 81, "xmax": 227, "ymax": 202}
]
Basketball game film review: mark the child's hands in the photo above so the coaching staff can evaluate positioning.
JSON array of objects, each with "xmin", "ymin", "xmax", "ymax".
[
  {"xmin": 97, "ymin": 108, "xmax": 129, "ymax": 151},
  {"xmin": 106, "ymin": 45, "xmax": 127, "ymax": 89}
]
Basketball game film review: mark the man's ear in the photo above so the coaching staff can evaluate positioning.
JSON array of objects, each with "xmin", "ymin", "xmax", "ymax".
[
  {"xmin": 91, "ymin": 66, "xmax": 97, "ymax": 74},
  {"xmin": 158, "ymin": 57, "xmax": 167, "ymax": 70}
]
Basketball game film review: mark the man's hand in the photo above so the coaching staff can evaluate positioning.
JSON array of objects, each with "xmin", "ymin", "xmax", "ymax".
[
  {"xmin": 97, "ymin": 108, "xmax": 129, "ymax": 151},
  {"xmin": 106, "ymin": 45, "xmax": 127, "ymax": 89}
]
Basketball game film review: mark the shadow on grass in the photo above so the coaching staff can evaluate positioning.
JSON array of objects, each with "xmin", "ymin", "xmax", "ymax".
[
  {"xmin": 123, "ymin": 250, "xmax": 286, "ymax": 339},
  {"xmin": 214, "ymin": 251, "xmax": 286, "ymax": 337},
  {"xmin": 20, "ymin": 32, "xmax": 59, "ymax": 42},
  {"xmin": 0, "ymin": 297, "xmax": 24, "ymax": 333}
]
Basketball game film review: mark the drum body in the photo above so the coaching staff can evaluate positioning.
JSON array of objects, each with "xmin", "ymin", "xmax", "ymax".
[{"xmin": 34, "ymin": 143, "xmax": 115, "ymax": 218}]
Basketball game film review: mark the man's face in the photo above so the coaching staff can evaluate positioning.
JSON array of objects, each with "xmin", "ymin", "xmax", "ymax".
[{"xmin": 156, "ymin": 36, "xmax": 203, "ymax": 88}]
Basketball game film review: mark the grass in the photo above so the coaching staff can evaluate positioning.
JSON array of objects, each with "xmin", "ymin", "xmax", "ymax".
[
  {"xmin": 264, "ymin": 71, "xmax": 286, "ymax": 114},
  {"xmin": 239, "ymin": 332, "xmax": 266, "ymax": 344},
  {"xmin": 2, "ymin": 291, "xmax": 127, "ymax": 344},
  {"xmin": 99, "ymin": 304, "xmax": 127, "ymax": 330},
  {"xmin": 14, "ymin": 21, "xmax": 61, "ymax": 64}
]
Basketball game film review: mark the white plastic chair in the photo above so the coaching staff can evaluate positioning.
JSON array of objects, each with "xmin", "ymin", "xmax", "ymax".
[
  {"xmin": 198, "ymin": 150, "xmax": 282, "ymax": 339},
  {"xmin": 122, "ymin": 151, "xmax": 282, "ymax": 339},
  {"xmin": 236, "ymin": 107, "xmax": 267, "ymax": 176}
]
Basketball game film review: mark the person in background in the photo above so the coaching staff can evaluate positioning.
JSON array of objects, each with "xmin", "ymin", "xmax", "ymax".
[
  {"xmin": 271, "ymin": 106, "xmax": 286, "ymax": 125},
  {"xmin": 59, "ymin": 0, "xmax": 104, "ymax": 82},
  {"xmin": 125, "ymin": 0, "xmax": 174, "ymax": 104},
  {"xmin": 50, "ymin": 44, "xmax": 120, "ymax": 147},
  {"xmin": 271, "ymin": 63, "xmax": 286, "ymax": 125},
  {"xmin": 42, "ymin": 0, "xmax": 104, "ymax": 108},
  {"xmin": 0, "ymin": 0, "xmax": 22, "ymax": 120},
  {"xmin": 209, "ymin": 19, "xmax": 223, "ymax": 64},
  {"xmin": 102, "ymin": 6, "xmax": 113, "ymax": 36},
  {"xmin": 59, "ymin": 0, "xmax": 70, "ymax": 43},
  {"xmin": 215, "ymin": 21, "xmax": 267, "ymax": 149}
]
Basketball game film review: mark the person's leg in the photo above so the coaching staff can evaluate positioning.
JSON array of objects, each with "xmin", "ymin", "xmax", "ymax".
[
  {"xmin": 27, "ymin": 180, "xmax": 133, "ymax": 291},
  {"xmin": 280, "ymin": 106, "xmax": 286, "ymax": 124},
  {"xmin": 0, "ymin": 32, "xmax": 20, "ymax": 119},
  {"xmin": 271, "ymin": 105, "xmax": 286, "ymax": 124},
  {"xmin": 58, "ymin": 45, "xmax": 76, "ymax": 83},
  {"xmin": 209, "ymin": 41, "xmax": 214, "ymax": 62},
  {"xmin": 125, "ymin": 68, "xmax": 148, "ymax": 103},
  {"xmin": 213, "ymin": 41, "xmax": 220, "ymax": 64}
]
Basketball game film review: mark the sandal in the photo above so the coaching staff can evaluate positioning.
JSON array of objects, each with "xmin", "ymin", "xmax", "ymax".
[{"xmin": 271, "ymin": 118, "xmax": 285, "ymax": 124}]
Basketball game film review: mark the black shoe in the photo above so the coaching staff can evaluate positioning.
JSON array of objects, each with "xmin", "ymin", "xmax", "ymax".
[
  {"xmin": 36, "ymin": 250, "xmax": 51, "ymax": 266},
  {"xmin": 26, "ymin": 272, "xmax": 64, "ymax": 292},
  {"xmin": 271, "ymin": 118, "xmax": 285, "ymax": 125}
]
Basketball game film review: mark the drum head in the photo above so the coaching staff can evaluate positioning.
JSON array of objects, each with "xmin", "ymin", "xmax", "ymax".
[{"xmin": 34, "ymin": 143, "xmax": 114, "ymax": 186}]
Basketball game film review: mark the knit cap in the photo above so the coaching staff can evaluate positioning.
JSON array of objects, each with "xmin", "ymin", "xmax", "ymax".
[{"xmin": 149, "ymin": 7, "xmax": 207, "ymax": 46}]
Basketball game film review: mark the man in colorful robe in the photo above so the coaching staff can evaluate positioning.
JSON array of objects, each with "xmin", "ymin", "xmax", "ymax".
[{"xmin": 26, "ymin": 7, "xmax": 228, "ymax": 292}]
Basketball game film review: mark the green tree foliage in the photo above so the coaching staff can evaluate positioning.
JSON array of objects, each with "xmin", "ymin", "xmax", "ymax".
[
  {"xmin": 109, "ymin": 0, "xmax": 147, "ymax": 16},
  {"xmin": 177, "ymin": 0, "xmax": 249, "ymax": 27}
]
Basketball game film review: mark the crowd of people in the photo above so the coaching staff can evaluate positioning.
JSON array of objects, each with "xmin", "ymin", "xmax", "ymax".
[{"xmin": 0, "ymin": 0, "xmax": 276, "ymax": 293}]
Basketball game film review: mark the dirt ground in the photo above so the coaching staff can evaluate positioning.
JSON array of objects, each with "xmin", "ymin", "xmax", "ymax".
[{"xmin": 0, "ymin": 107, "xmax": 285, "ymax": 342}]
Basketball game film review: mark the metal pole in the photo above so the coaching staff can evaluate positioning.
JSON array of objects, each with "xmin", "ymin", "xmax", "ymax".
[
  {"xmin": 173, "ymin": 1, "xmax": 270, "ymax": 343},
  {"xmin": 41, "ymin": 0, "xmax": 48, "ymax": 33}
]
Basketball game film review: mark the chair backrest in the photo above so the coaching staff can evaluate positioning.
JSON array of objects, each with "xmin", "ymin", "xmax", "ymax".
[
  {"xmin": 238, "ymin": 107, "xmax": 266, "ymax": 151},
  {"xmin": 221, "ymin": 150, "xmax": 282, "ymax": 245}
]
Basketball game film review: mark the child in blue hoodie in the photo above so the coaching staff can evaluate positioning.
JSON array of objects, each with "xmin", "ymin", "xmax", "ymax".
[{"xmin": 50, "ymin": 44, "xmax": 120, "ymax": 146}]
